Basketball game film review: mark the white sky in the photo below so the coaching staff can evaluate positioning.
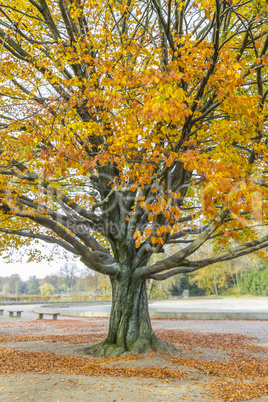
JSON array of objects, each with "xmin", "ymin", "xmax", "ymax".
[
  {"xmin": 0, "ymin": 260, "xmax": 59, "ymax": 280},
  {"xmin": 0, "ymin": 244, "xmax": 86, "ymax": 280},
  {"xmin": 0, "ymin": 259, "xmax": 87, "ymax": 280}
]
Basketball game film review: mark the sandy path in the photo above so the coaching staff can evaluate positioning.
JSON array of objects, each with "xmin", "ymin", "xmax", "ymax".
[{"xmin": 0, "ymin": 309, "xmax": 267, "ymax": 401}]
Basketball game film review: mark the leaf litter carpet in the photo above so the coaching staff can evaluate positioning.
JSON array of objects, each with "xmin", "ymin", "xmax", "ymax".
[{"xmin": 0, "ymin": 317, "xmax": 267, "ymax": 401}]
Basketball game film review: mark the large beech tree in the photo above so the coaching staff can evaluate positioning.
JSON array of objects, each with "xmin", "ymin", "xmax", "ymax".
[{"xmin": 0, "ymin": 0, "xmax": 267, "ymax": 356}]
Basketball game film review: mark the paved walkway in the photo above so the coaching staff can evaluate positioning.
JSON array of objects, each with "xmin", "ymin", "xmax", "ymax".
[
  {"xmin": 0, "ymin": 304, "xmax": 78, "ymax": 320},
  {"xmin": 32, "ymin": 297, "xmax": 268, "ymax": 320},
  {"xmin": 1, "ymin": 301, "xmax": 268, "ymax": 343},
  {"xmin": 1, "ymin": 297, "xmax": 268, "ymax": 321},
  {"xmin": 0, "ymin": 301, "xmax": 268, "ymax": 402}
]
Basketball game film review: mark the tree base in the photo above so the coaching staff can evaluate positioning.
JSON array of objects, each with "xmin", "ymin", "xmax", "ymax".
[{"xmin": 84, "ymin": 334, "xmax": 179, "ymax": 357}]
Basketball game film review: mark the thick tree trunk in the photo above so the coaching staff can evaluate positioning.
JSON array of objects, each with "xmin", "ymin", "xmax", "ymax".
[{"xmin": 84, "ymin": 270, "xmax": 178, "ymax": 357}]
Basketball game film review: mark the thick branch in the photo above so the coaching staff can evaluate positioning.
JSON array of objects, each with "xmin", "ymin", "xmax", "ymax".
[
  {"xmin": 136, "ymin": 208, "xmax": 229, "ymax": 278},
  {"xmin": 0, "ymin": 227, "xmax": 79, "ymax": 255},
  {"xmin": 149, "ymin": 233, "xmax": 268, "ymax": 280}
]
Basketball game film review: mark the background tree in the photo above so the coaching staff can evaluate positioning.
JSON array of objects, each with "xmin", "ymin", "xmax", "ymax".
[
  {"xmin": 0, "ymin": 0, "xmax": 267, "ymax": 356},
  {"xmin": 59, "ymin": 262, "xmax": 79, "ymax": 293},
  {"xmin": 78, "ymin": 271, "xmax": 111, "ymax": 294},
  {"xmin": 4, "ymin": 274, "xmax": 21, "ymax": 294},
  {"xmin": 40, "ymin": 282, "xmax": 56, "ymax": 296},
  {"xmin": 41, "ymin": 275, "xmax": 63, "ymax": 294},
  {"xmin": 190, "ymin": 263, "xmax": 232, "ymax": 295},
  {"xmin": 239, "ymin": 261, "xmax": 268, "ymax": 295},
  {"xmin": 27, "ymin": 276, "xmax": 40, "ymax": 295},
  {"xmin": 167, "ymin": 274, "xmax": 204, "ymax": 297},
  {"xmin": 15, "ymin": 279, "xmax": 28, "ymax": 296},
  {"xmin": 2, "ymin": 283, "xmax": 10, "ymax": 296}
]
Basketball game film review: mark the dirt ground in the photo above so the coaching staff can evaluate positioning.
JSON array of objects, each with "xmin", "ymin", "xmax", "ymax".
[{"xmin": 0, "ymin": 314, "xmax": 267, "ymax": 402}]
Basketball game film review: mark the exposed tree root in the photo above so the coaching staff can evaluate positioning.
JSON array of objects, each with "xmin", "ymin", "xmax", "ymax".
[
  {"xmin": 84, "ymin": 335, "xmax": 180, "ymax": 357},
  {"xmin": 151, "ymin": 334, "xmax": 179, "ymax": 355},
  {"xmin": 84, "ymin": 341, "xmax": 125, "ymax": 357}
]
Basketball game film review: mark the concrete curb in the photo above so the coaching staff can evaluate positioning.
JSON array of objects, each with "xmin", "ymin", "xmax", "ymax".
[{"xmin": 34, "ymin": 305, "xmax": 268, "ymax": 320}]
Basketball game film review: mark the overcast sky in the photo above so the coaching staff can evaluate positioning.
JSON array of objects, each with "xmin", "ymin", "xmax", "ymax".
[
  {"xmin": 0, "ymin": 260, "xmax": 59, "ymax": 280},
  {"xmin": 0, "ymin": 259, "xmax": 88, "ymax": 280},
  {"xmin": 0, "ymin": 243, "xmax": 86, "ymax": 280}
]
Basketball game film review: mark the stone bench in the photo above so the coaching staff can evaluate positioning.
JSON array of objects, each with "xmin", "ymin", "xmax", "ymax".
[
  {"xmin": 8, "ymin": 311, "xmax": 23, "ymax": 318},
  {"xmin": 38, "ymin": 313, "xmax": 60, "ymax": 320}
]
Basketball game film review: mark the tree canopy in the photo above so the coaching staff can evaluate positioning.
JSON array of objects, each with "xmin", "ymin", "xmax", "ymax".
[{"xmin": 0, "ymin": 0, "xmax": 267, "ymax": 355}]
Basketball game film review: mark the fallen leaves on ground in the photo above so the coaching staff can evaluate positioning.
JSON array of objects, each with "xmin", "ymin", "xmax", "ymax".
[
  {"xmin": 207, "ymin": 378, "xmax": 268, "ymax": 401},
  {"xmin": 0, "ymin": 333, "xmax": 105, "ymax": 344},
  {"xmin": 155, "ymin": 328, "xmax": 265, "ymax": 353},
  {"xmin": 0, "ymin": 347, "xmax": 188, "ymax": 380},
  {"xmin": 166, "ymin": 355, "xmax": 268, "ymax": 380},
  {"xmin": 0, "ymin": 318, "xmax": 267, "ymax": 401}
]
